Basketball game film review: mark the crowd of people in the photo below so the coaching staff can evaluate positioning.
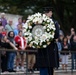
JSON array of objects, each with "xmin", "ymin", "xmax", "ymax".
[
  {"xmin": 57, "ymin": 27, "xmax": 76, "ymax": 70},
  {"xmin": 0, "ymin": 13, "xmax": 28, "ymax": 72},
  {"xmin": 0, "ymin": 12, "xmax": 36, "ymax": 73},
  {"xmin": 0, "ymin": 7, "xmax": 76, "ymax": 75}
]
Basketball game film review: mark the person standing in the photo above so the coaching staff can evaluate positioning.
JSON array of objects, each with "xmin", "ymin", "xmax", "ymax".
[
  {"xmin": 71, "ymin": 35, "xmax": 76, "ymax": 69},
  {"xmin": 0, "ymin": 19, "xmax": 4, "ymax": 37},
  {"xmin": 7, "ymin": 31, "xmax": 17, "ymax": 72},
  {"xmin": 0, "ymin": 19, "xmax": 4, "ymax": 32},
  {"xmin": 70, "ymin": 28, "xmax": 76, "ymax": 69},
  {"xmin": 26, "ymin": 47, "xmax": 36, "ymax": 73},
  {"xmin": 0, "ymin": 35, "xmax": 18, "ymax": 72},
  {"xmin": 5, "ymin": 20, "xmax": 14, "ymax": 33},
  {"xmin": 0, "ymin": 13, "xmax": 7, "ymax": 28},
  {"xmin": 60, "ymin": 37, "xmax": 70, "ymax": 70},
  {"xmin": 0, "ymin": 36, "xmax": 8, "ymax": 72},
  {"xmin": 15, "ymin": 18, "xmax": 23, "ymax": 29},
  {"xmin": 14, "ymin": 30, "xmax": 27, "ymax": 71},
  {"xmin": 36, "ymin": 7, "xmax": 59, "ymax": 75},
  {"xmin": 0, "ymin": 18, "xmax": 7, "ymax": 36},
  {"xmin": 14, "ymin": 24, "xmax": 22, "ymax": 36},
  {"xmin": 55, "ymin": 39, "xmax": 62, "ymax": 63}
]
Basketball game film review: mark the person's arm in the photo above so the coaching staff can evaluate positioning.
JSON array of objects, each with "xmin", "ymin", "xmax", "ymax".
[
  {"xmin": 22, "ymin": 37, "xmax": 27, "ymax": 50},
  {"xmin": 59, "ymin": 42, "xmax": 62, "ymax": 51},
  {"xmin": 22, "ymin": 43, "xmax": 27, "ymax": 50},
  {"xmin": 24, "ymin": 43, "xmax": 27, "ymax": 50},
  {"xmin": 9, "ymin": 42, "xmax": 18, "ymax": 50},
  {"xmin": 6, "ymin": 39, "xmax": 18, "ymax": 50},
  {"xmin": 23, "ymin": 38, "xmax": 27, "ymax": 50}
]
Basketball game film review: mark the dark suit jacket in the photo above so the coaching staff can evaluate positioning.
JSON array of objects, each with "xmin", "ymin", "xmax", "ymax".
[{"xmin": 35, "ymin": 19, "xmax": 59, "ymax": 68}]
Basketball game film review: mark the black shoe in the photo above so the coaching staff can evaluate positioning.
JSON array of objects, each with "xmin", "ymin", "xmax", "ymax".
[
  {"xmin": 30, "ymin": 69, "xmax": 34, "ymax": 73},
  {"xmin": 7, "ymin": 69, "xmax": 12, "ymax": 72},
  {"xmin": 7, "ymin": 69, "xmax": 16, "ymax": 72},
  {"xmin": 11, "ymin": 69, "xmax": 16, "ymax": 72}
]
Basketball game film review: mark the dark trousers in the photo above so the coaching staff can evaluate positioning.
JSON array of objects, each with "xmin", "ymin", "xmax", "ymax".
[
  {"xmin": 7, "ymin": 53, "xmax": 16, "ymax": 70},
  {"xmin": 1, "ymin": 55, "xmax": 8, "ymax": 72},
  {"xmin": 40, "ymin": 67, "xmax": 53, "ymax": 75},
  {"xmin": 71, "ymin": 53, "xmax": 76, "ymax": 69}
]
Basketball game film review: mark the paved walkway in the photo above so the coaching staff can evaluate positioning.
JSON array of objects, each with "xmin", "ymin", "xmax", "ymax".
[
  {"xmin": 0, "ymin": 71, "xmax": 76, "ymax": 75},
  {"xmin": 55, "ymin": 72, "xmax": 76, "ymax": 75},
  {"xmin": 1, "ymin": 73, "xmax": 76, "ymax": 75}
]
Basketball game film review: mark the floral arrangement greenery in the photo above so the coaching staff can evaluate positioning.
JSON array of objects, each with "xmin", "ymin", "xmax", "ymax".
[{"xmin": 23, "ymin": 12, "xmax": 56, "ymax": 48}]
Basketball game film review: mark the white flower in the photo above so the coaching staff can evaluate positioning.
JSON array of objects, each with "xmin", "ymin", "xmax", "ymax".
[
  {"xmin": 45, "ymin": 32, "xmax": 53, "ymax": 39},
  {"xmin": 42, "ymin": 14, "xmax": 50, "ymax": 21},
  {"xmin": 46, "ymin": 39, "xmax": 49, "ymax": 41},
  {"xmin": 50, "ymin": 25, "xmax": 56, "ymax": 30},
  {"xmin": 28, "ymin": 36, "xmax": 32, "ymax": 41},
  {"xmin": 23, "ymin": 29, "xmax": 26, "ymax": 33},
  {"xmin": 43, "ymin": 45, "xmax": 47, "ymax": 48},
  {"xmin": 40, "ymin": 34, "xmax": 47, "ymax": 42},
  {"xmin": 28, "ymin": 15, "xmax": 34, "ymax": 20},
  {"xmin": 24, "ymin": 32, "xmax": 29, "ymax": 36},
  {"xmin": 23, "ymin": 23, "xmax": 28, "ymax": 29},
  {"xmin": 50, "ymin": 35, "xmax": 54, "ymax": 38},
  {"xmin": 30, "ymin": 41, "xmax": 33, "ymax": 44},
  {"xmin": 29, "ymin": 26, "xmax": 32, "ymax": 29},
  {"xmin": 32, "ymin": 46, "xmax": 35, "ymax": 48},
  {"xmin": 47, "ymin": 19, "xmax": 50, "ymax": 23},
  {"xmin": 43, "ymin": 26, "xmax": 46, "ymax": 29},
  {"xmin": 26, "ymin": 20, "xmax": 30, "ymax": 22},
  {"xmin": 33, "ymin": 17, "xmax": 38, "ymax": 23},
  {"xmin": 47, "ymin": 28, "xmax": 50, "ymax": 31},
  {"xmin": 33, "ymin": 41, "xmax": 38, "ymax": 45},
  {"xmin": 34, "ymin": 12, "xmax": 42, "ymax": 17},
  {"xmin": 35, "ymin": 36, "xmax": 39, "ymax": 40},
  {"xmin": 43, "ymin": 17, "xmax": 48, "ymax": 21},
  {"xmin": 43, "ymin": 14, "xmax": 46, "ymax": 18},
  {"xmin": 40, "ymin": 42, "xmax": 42, "ymax": 45},
  {"xmin": 47, "ymin": 23, "xmax": 56, "ymax": 30},
  {"xmin": 33, "ymin": 17, "xmax": 43, "ymax": 24},
  {"xmin": 50, "ymin": 19, "xmax": 54, "ymax": 23},
  {"xmin": 38, "ymin": 19, "xmax": 43, "ymax": 24},
  {"xmin": 29, "ymin": 33, "xmax": 32, "ymax": 36}
]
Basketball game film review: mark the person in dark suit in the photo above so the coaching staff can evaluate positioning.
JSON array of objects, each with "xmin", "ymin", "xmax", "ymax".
[{"xmin": 35, "ymin": 7, "xmax": 59, "ymax": 75}]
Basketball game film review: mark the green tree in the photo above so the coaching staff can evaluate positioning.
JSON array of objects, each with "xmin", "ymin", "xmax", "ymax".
[{"xmin": 0, "ymin": 0, "xmax": 76, "ymax": 33}]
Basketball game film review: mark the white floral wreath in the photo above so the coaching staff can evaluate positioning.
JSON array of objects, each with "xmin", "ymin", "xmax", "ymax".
[{"xmin": 23, "ymin": 12, "xmax": 56, "ymax": 48}]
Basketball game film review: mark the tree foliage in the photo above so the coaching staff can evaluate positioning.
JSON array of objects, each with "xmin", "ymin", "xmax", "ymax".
[{"xmin": 0, "ymin": 0, "xmax": 76, "ymax": 33}]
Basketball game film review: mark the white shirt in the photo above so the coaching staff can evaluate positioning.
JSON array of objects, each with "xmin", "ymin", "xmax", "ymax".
[{"xmin": 20, "ymin": 37, "xmax": 24, "ymax": 49}]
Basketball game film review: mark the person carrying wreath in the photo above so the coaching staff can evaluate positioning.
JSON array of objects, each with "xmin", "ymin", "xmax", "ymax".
[{"xmin": 35, "ymin": 7, "xmax": 59, "ymax": 75}]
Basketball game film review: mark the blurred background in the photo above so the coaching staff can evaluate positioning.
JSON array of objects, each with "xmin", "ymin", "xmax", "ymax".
[{"xmin": 0, "ymin": 0, "xmax": 76, "ymax": 35}]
